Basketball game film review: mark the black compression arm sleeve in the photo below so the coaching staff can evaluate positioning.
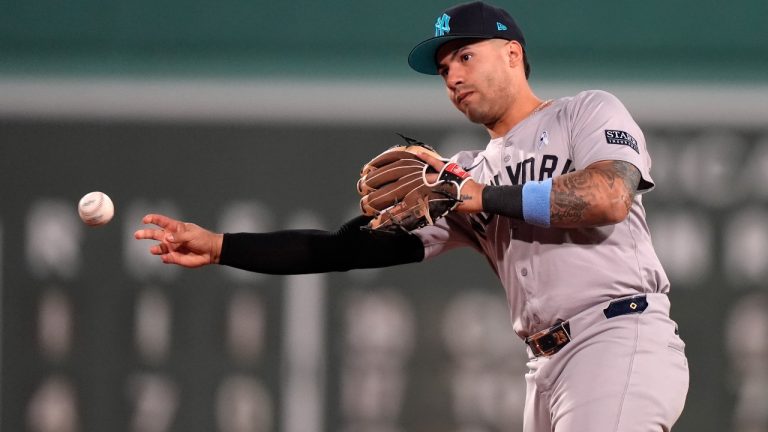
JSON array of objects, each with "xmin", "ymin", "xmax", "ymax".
[{"xmin": 218, "ymin": 215, "xmax": 425, "ymax": 274}]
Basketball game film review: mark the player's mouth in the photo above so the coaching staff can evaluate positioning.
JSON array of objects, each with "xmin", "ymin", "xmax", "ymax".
[{"xmin": 455, "ymin": 91, "xmax": 474, "ymax": 105}]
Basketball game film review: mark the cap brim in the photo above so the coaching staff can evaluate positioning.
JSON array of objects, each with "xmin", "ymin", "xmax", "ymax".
[{"xmin": 408, "ymin": 35, "xmax": 492, "ymax": 75}]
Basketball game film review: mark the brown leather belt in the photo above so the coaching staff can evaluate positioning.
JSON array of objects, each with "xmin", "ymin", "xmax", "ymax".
[
  {"xmin": 525, "ymin": 295, "xmax": 649, "ymax": 358},
  {"xmin": 525, "ymin": 321, "xmax": 572, "ymax": 357}
]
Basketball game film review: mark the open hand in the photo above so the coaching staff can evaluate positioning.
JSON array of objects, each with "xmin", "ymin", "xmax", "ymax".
[{"xmin": 134, "ymin": 214, "xmax": 223, "ymax": 268}]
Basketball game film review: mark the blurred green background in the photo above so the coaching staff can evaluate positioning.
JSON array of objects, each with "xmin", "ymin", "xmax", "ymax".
[
  {"xmin": 2, "ymin": 0, "xmax": 767, "ymax": 80},
  {"xmin": 2, "ymin": 1, "xmax": 767, "ymax": 432}
]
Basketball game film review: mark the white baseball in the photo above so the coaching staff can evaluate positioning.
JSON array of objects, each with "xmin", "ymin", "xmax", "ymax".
[{"xmin": 78, "ymin": 191, "xmax": 115, "ymax": 226}]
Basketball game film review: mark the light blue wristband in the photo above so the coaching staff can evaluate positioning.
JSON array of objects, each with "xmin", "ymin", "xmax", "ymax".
[{"xmin": 522, "ymin": 178, "xmax": 552, "ymax": 227}]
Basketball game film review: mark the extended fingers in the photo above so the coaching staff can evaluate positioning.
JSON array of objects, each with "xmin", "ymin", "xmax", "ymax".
[
  {"xmin": 134, "ymin": 228, "xmax": 166, "ymax": 241},
  {"xmin": 141, "ymin": 213, "xmax": 182, "ymax": 230},
  {"xmin": 150, "ymin": 242, "xmax": 169, "ymax": 255},
  {"xmin": 138, "ymin": 214, "xmax": 188, "ymax": 242}
]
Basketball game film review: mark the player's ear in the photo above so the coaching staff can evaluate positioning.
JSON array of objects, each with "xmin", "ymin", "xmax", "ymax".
[{"xmin": 506, "ymin": 41, "xmax": 524, "ymax": 70}]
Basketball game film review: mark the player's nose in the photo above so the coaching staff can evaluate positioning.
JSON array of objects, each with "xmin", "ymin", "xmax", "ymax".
[{"xmin": 444, "ymin": 68, "xmax": 464, "ymax": 90}]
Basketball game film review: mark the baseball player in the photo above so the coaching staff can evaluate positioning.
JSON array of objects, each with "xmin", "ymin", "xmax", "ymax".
[{"xmin": 135, "ymin": 1, "xmax": 689, "ymax": 431}]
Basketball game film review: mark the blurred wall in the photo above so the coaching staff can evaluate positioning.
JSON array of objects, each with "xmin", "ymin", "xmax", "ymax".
[
  {"xmin": 3, "ymin": 119, "xmax": 768, "ymax": 432},
  {"xmin": 2, "ymin": 1, "xmax": 768, "ymax": 432},
  {"xmin": 1, "ymin": 0, "xmax": 767, "ymax": 80}
]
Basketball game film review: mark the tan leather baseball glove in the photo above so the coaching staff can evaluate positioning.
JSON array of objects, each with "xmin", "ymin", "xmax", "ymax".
[{"xmin": 357, "ymin": 134, "xmax": 471, "ymax": 233}]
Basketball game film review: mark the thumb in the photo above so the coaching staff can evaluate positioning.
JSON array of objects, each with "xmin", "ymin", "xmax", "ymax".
[{"xmin": 415, "ymin": 151, "xmax": 446, "ymax": 172}]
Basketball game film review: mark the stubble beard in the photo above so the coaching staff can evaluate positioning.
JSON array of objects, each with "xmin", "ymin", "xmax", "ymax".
[
  {"xmin": 460, "ymin": 78, "xmax": 512, "ymax": 128},
  {"xmin": 464, "ymin": 107, "xmax": 490, "ymax": 125},
  {"xmin": 461, "ymin": 96, "xmax": 500, "ymax": 127}
]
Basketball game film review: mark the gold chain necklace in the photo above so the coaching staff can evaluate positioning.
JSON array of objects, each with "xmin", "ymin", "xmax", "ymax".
[{"xmin": 533, "ymin": 99, "xmax": 553, "ymax": 114}]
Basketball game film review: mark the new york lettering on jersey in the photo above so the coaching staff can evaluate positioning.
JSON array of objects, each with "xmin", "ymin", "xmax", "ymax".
[{"xmin": 464, "ymin": 101, "xmax": 575, "ymax": 231}]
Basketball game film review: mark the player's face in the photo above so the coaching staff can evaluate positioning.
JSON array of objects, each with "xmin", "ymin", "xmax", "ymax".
[{"xmin": 436, "ymin": 39, "xmax": 519, "ymax": 127}]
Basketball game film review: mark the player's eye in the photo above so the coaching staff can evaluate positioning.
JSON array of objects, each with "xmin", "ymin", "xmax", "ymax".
[{"xmin": 461, "ymin": 53, "xmax": 472, "ymax": 62}]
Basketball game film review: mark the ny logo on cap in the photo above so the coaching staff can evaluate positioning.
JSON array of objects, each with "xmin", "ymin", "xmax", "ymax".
[{"xmin": 435, "ymin": 13, "xmax": 451, "ymax": 36}]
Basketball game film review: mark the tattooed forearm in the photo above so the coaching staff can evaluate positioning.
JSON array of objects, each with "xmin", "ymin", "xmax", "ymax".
[
  {"xmin": 551, "ymin": 174, "xmax": 593, "ymax": 225},
  {"xmin": 550, "ymin": 160, "xmax": 641, "ymax": 227}
]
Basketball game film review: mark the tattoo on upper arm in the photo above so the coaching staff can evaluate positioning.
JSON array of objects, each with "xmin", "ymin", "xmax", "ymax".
[
  {"xmin": 550, "ymin": 161, "xmax": 641, "ymax": 226},
  {"xmin": 612, "ymin": 160, "xmax": 642, "ymax": 196}
]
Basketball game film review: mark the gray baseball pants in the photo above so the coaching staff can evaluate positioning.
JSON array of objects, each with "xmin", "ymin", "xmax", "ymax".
[{"xmin": 523, "ymin": 293, "xmax": 689, "ymax": 432}]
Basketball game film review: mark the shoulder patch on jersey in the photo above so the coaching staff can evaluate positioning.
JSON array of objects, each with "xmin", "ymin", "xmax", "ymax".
[{"xmin": 604, "ymin": 129, "xmax": 639, "ymax": 153}]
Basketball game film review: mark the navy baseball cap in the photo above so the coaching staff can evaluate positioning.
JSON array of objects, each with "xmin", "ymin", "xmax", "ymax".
[{"xmin": 408, "ymin": 1, "xmax": 527, "ymax": 75}]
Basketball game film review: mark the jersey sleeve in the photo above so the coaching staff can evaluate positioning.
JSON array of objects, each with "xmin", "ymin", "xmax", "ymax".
[
  {"xmin": 412, "ymin": 211, "xmax": 483, "ymax": 260},
  {"xmin": 568, "ymin": 90, "xmax": 655, "ymax": 192}
]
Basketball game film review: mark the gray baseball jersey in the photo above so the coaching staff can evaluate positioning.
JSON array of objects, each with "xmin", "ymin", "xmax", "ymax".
[{"xmin": 415, "ymin": 90, "xmax": 670, "ymax": 338}]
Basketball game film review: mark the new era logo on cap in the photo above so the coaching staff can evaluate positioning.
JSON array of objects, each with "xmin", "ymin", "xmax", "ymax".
[{"xmin": 497, "ymin": 22, "xmax": 507, "ymax": 30}]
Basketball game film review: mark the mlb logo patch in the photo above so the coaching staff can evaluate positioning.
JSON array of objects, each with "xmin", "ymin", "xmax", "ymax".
[{"xmin": 604, "ymin": 130, "xmax": 639, "ymax": 153}]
